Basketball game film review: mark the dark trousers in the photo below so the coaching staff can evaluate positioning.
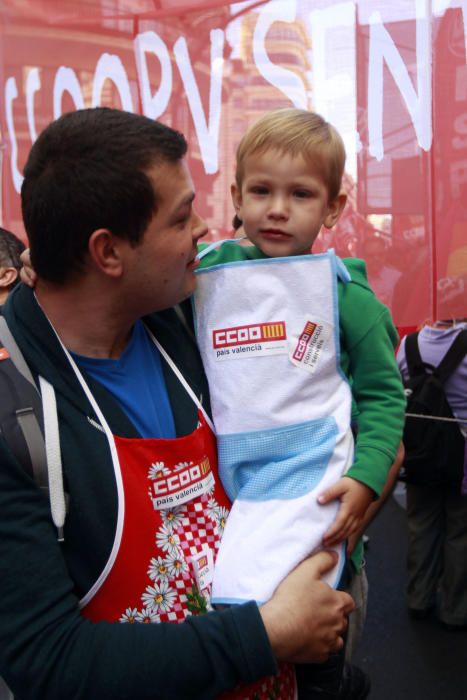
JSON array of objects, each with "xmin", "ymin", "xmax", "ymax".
[
  {"xmin": 406, "ymin": 481, "xmax": 467, "ymax": 625},
  {"xmin": 296, "ymin": 560, "xmax": 352, "ymax": 699}
]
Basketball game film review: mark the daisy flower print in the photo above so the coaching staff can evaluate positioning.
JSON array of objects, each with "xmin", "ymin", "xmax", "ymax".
[
  {"xmin": 142, "ymin": 581, "xmax": 177, "ymax": 614},
  {"xmin": 148, "ymin": 462, "xmax": 170, "ymax": 480},
  {"xmin": 156, "ymin": 523, "xmax": 180, "ymax": 554},
  {"xmin": 135, "ymin": 608, "xmax": 161, "ymax": 624},
  {"xmin": 148, "ymin": 556, "xmax": 170, "ymax": 582}
]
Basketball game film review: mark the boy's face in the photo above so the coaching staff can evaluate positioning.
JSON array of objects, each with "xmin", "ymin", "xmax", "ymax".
[{"xmin": 231, "ymin": 149, "xmax": 346, "ymax": 257}]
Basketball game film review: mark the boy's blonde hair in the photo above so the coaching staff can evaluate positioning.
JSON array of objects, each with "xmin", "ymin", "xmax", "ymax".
[{"xmin": 235, "ymin": 108, "xmax": 346, "ymax": 202}]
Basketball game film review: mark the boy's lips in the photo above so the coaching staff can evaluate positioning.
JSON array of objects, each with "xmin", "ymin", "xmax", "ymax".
[{"xmin": 259, "ymin": 229, "xmax": 292, "ymax": 239}]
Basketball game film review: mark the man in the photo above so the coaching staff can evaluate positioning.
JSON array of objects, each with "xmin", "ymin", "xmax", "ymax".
[
  {"xmin": 0, "ymin": 227, "xmax": 25, "ymax": 304},
  {"xmin": 0, "ymin": 108, "xmax": 353, "ymax": 700}
]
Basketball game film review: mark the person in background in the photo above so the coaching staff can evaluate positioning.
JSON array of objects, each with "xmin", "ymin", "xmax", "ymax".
[
  {"xmin": 193, "ymin": 108, "xmax": 406, "ymax": 699},
  {"xmin": 360, "ymin": 235, "xmax": 401, "ymax": 309},
  {"xmin": 397, "ymin": 311, "xmax": 467, "ymax": 630},
  {"xmin": 0, "ymin": 227, "xmax": 25, "ymax": 305}
]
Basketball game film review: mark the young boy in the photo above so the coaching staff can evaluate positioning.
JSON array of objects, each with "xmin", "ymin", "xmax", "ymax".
[{"xmin": 192, "ymin": 108, "xmax": 405, "ymax": 695}]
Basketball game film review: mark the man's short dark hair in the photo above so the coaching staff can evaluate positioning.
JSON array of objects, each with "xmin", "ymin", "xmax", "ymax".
[
  {"xmin": 21, "ymin": 108, "xmax": 187, "ymax": 284},
  {"xmin": 0, "ymin": 227, "xmax": 26, "ymax": 289}
]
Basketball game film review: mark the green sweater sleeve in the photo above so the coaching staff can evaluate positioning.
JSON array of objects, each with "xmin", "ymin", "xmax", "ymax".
[{"xmin": 338, "ymin": 260, "xmax": 406, "ymax": 497}]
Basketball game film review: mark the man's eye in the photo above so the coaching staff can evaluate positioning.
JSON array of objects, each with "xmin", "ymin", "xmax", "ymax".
[{"xmin": 175, "ymin": 211, "xmax": 190, "ymax": 226}]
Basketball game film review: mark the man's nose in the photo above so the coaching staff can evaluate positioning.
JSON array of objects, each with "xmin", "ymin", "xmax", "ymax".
[{"xmin": 192, "ymin": 209, "xmax": 208, "ymax": 241}]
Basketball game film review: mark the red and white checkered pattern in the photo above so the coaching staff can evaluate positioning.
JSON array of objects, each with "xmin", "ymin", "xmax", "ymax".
[
  {"xmin": 151, "ymin": 495, "xmax": 224, "ymax": 624},
  {"xmin": 219, "ymin": 661, "xmax": 296, "ymax": 700}
]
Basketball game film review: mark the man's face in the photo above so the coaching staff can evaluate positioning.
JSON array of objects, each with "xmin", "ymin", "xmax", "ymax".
[{"xmin": 124, "ymin": 159, "xmax": 207, "ymax": 314}]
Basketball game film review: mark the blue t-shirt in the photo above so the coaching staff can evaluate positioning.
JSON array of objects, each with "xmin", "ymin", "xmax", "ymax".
[{"xmin": 72, "ymin": 320, "xmax": 176, "ymax": 438}]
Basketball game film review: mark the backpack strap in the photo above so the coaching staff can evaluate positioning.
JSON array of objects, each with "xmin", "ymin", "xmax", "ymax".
[
  {"xmin": 404, "ymin": 332, "xmax": 426, "ymax": 378},
  {"xmin": 0, "ymin": 315, "xmax": 49, "ymax": 493},
  {"xmin": 436, "ymin": 329, "xmax": 467, "ymax": 385}
]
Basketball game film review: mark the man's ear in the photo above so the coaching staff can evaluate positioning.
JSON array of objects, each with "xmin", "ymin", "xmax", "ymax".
[
  {"xmin": 323, "ymin": 192, "xmax": 347, "ymax": 229},
  {"xmin": 231, "ymin": 182, "xmax": 242, "ymax": 216},
  {"xmin": 88, "ymin": 229, "xmax": 124, "ymax": 278},
  {"xmin": 0, "ymin": 267, "xmax": 19, "ymax": 289}
]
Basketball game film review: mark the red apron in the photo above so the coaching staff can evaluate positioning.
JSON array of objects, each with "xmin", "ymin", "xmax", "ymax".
[{"xmin": 63, "ymin": 330, "xmax": 295, "ymax": 699}]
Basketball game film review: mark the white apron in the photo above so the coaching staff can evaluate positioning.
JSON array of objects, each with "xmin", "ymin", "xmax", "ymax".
[{"xmin": 193, "ymin": 247, "xmax": 354, "ymax": 605}]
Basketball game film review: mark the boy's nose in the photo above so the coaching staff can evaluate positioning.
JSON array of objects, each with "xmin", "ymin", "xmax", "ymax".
[{"xmin": 268, "ymin": 194, "xmax": 288, "ymax": 219}]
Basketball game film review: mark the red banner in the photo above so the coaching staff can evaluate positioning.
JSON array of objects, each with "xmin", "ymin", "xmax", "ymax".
[{"xmin": 0, "ymin": 0, "xmax": 466, "ymax": 326}]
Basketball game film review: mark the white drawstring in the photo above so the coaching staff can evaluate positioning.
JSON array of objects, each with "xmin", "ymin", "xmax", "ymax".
[{"xmin": 39, "ymin": 376, "xmax": 66, "ymax": 541}]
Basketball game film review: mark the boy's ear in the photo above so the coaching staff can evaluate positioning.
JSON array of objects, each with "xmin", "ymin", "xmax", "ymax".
[
  {"xmin": 323, "ymin": 192, "xmax": 347, "ymax": 229},
  {"xmin": 88, "ymin": 229, "xmax": 124, "ymax": 278},
  {"xmin": 230, "ymin": 182, "xmax": 242, "ymax": 215}
]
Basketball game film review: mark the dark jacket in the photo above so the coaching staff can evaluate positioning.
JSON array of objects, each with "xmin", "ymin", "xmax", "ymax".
[{"xmin": 0, "ymin": 285, "xmax": 275, "ymax": 700}]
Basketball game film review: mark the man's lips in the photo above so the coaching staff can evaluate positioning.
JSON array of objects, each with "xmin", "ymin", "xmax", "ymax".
[{"xmin": 187, "ymin": 253, "xmax": 199, "ymax": 270}]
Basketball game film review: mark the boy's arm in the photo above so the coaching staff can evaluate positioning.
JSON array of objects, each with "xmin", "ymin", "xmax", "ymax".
[
  {"xmin": 342, "ymin": 302, "xmax": 406, "ymax": 497},
  {"xmin": 346, "ymin": 442, "xmax": 404, "ymax": 554},
  {"xmin": 318, "ymin": 271, "xmax": 405, "ymax": 545}
]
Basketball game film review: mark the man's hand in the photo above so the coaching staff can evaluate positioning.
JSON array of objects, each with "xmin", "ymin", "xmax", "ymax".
[
  {"xmin": 260, "ymin": 551, "xmax": 355, "ymax": 664},
  {"xmin": 19, "ymin": 248, "xmax": 37, "ymax": 287},
  {"xmin": 318, "ymin": 477, "xmax": 374, "ymax": 548}
]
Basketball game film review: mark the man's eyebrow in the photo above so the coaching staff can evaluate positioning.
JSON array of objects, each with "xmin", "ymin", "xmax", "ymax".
[{"xmin": 173, "ymin": 192, "xmax": 196, "ymax": 212}]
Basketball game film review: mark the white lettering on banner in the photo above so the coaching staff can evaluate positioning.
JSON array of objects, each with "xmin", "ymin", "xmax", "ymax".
[
  {"xmin": 174, "ymin": 29, "xmax": 224, "ymax": 175},
  {"xmin": 134, "ymin": 31, "xmax": 172, "ymax": 120},
  {"xmin": 26, "ymin": 68, "xmax": 41, "ymax": 143},
  {"xmin": 150, "ymin": 459, "xmax": 214, "ymax": 509},
  {"xmin": 368, "ymin": 0, "xmax": 432, "ymax": 161},
  {"xmin": 308, "ymin": 3, "xmax": 357, "ymax": 174},
  {"xmin": 92, "ymin": 53, "xmax": 134, "ymax": 112},
  {"xmin": 4, "ymin": 2, "xmax": 467, "ymax": 194},
  {"xmin": 5, "ymin": 77, "xmax": 23, "ymax": 194},
  {"xmin": 254, "ymin": 0, "xmax": 307, "ymax": 109},
  {"xmin": 53, "ymin": 66, "xmax": 85, "ymax": 119},
  {"xmin": 451, "ymin": 159, "xmax": 467, "ymax": 197}
]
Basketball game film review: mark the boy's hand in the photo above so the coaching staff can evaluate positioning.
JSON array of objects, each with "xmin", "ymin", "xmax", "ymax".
[{"xmin": 318, "ymin": 477, "xmax": 374, "ymax": 548}]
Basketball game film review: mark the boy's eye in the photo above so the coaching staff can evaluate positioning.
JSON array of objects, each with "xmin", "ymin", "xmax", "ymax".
[
  {"xmin": 294, "ymin": 189, "xmax": 312, "ymax": 199},
  {"xmin": 250, "ymin": 186, "xmax": 269, "ymax": 195}
]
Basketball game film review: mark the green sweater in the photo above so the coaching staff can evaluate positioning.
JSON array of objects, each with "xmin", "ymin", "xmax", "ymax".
[{"xmin": 198, "ymin": 243, "xmax": 406, "ymax": 569}]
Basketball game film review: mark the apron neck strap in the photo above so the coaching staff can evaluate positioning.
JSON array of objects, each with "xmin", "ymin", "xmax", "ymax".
[
  {"xmin": 146, "ymin": 328, "xmax": 215, "ymax": 432},
  {"xmin": 197, "ymin": 237, "xmax": 247, "ymax": 260}
]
